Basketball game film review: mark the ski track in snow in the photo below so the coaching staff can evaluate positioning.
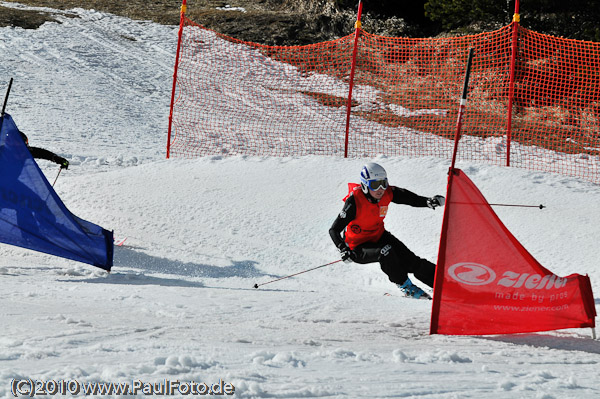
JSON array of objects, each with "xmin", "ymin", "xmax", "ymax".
[
  {"xmin": 1, "ymin": 4, "xmax": 600, "ymax": 399},
  {"xmin": 0, "ymin": 3, "xmax": 176, "ymax": 172}
]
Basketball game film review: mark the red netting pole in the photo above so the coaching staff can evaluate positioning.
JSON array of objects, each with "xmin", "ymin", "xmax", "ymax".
[
  {"xmin": 343, "ymin": 0, "xmax": 363, "ymax": 158},
  {"xmin": 166, "ymin": 0, "xmax": 187, "ymax": 159},
  {"xmin": 450, "ymin": 48, "xmax": 475, "ymax": 171},
  {"xmin": 505, "ymin": 0, "xmax": 520, "ymax": 167}
]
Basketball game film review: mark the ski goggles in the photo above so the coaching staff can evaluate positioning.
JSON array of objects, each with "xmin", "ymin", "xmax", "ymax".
[{"xmin": 366, "ymin": 178, "xmax": 388, "ymax": 191}]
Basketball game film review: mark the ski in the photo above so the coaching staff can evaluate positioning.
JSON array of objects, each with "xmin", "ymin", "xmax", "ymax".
[{"xmin": 384, "ymin": 292, "xmax": 432, "ymax": 300}]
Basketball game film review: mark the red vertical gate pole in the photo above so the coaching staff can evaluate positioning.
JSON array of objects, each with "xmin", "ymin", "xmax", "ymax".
[
  {"xmin": 166, "ymin": 0, "xmax": 187, "ymax": 159},
  {"xmin": 505, "ymin": 0, "xmax": 520, "ymax": 167},
  {"xmin": 343, "ymin": 0, "xmax": 363, "ymax": 158}
]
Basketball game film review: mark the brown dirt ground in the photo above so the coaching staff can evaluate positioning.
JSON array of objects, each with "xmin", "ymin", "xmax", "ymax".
[{"xmin": 0, "ymin": 0, "xmax": 352, "ymax": 45}]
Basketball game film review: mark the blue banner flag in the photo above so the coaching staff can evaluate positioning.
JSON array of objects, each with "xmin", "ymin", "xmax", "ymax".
[{"xmin": 0, "ymin": 113, "xmax": 113, "ymax": 270}]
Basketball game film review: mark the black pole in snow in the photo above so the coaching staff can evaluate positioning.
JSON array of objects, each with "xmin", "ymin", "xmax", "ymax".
[
  {"xmin": 489, "ymin": 203, "xmax": 545, "ymax": 209},
  {"xmin": 449, "ymin": 48, "xmax": 475, "ymax": 171},
  {"xmin": 1, "ymin": 78, "xmax": 14, "ymax": 117}
]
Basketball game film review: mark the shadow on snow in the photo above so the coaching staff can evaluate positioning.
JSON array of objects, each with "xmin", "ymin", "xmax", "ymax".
[
  {"xmin": 113, "ymin": 246, "xmax": 263, "ymax": 278},
  {"xmin": 77, "ymin": 271, "xmax": 206, "ymax": 288},
  {"xmin": 482, "ymin": 331, "xmax": 600, "ymax": 354}
]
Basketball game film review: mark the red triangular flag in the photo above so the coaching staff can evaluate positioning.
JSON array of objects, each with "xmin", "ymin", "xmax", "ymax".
[{"xmin": 430, "ymin": 169, "xmax": 596, "ymax": 335}]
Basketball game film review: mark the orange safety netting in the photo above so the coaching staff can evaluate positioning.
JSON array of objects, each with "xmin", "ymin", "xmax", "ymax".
[{"xmin": 168, "ymin": 17, "xmax": 600, "ymax": 183}]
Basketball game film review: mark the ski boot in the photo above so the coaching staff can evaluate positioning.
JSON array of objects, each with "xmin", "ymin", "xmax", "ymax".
[{"xmin": 398, "ymin": 278, "xmax": 431, "ymax": 300}]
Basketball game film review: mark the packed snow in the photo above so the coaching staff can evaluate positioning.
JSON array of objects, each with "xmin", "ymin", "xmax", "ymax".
[{"xmin": 1, "ymin": 3, "xmax": 600, "ymax": 398}]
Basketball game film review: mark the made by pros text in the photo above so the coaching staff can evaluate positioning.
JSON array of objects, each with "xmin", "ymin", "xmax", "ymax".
[
  {"xmin": 449, "ymin": 263, "xmax": 570, "ymax": 304},
  {"xmin": 495, "ymin": 271, "xmax": 568, "ymax": 303}
]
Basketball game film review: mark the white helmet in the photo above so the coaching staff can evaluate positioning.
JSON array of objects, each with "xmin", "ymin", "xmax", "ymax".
[{"xmin": 360, "ymin": 162, "xmax": 388, "ymax": 194}]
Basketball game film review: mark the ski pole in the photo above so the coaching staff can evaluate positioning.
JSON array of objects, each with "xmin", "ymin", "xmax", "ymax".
[
  {"xmin": 489, "ymin": 203, "xmax": 545, "ymax": 209},
  {"xmin": 52, "ymin": 166, "xmax": 62, "ymax": 187},
  {"xmin": 253, "ymin": 259, "xmax": 342, "ymax": 289}
]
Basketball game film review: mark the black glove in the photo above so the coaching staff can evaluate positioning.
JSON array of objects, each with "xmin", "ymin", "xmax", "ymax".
[
  {"xmin": 53, "ymin": 155, "xmax": 69, "ymax": 169},
  {"xmin": 427, "ymin": 195, "xmax": 445, "ymax": 209},
  {"xmin": 339, "ymin": 245, "xmax": 356, "ymax": 263}
]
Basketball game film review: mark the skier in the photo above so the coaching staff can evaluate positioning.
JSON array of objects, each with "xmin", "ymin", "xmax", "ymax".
[
  {"xmin": 19, "ymin": 130, "xmax": 69, "ymax": 169},
  {"xmin": 329, "ymin": 162, "xmax": 445, "ymax": 299}
]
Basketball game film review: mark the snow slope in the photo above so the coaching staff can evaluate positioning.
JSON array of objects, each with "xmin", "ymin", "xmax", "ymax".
[{"xmin": 1, "ymin": 4, "xmax": 600, "ymax": 398}]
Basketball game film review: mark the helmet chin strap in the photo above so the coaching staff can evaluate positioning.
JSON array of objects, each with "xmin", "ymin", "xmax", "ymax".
[
  {"xmin": 365, "ymin": 190, "xmax": 379, "ymax": 203},
  {"xmin": 360, "ymin": 182, "xmax": 381, "ymax": 203}
]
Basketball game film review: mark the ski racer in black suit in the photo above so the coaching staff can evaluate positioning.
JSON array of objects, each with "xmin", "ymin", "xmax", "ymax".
[{"xmin": 329, "ymin": 162, "xmax": 445, "ymax": 299}]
